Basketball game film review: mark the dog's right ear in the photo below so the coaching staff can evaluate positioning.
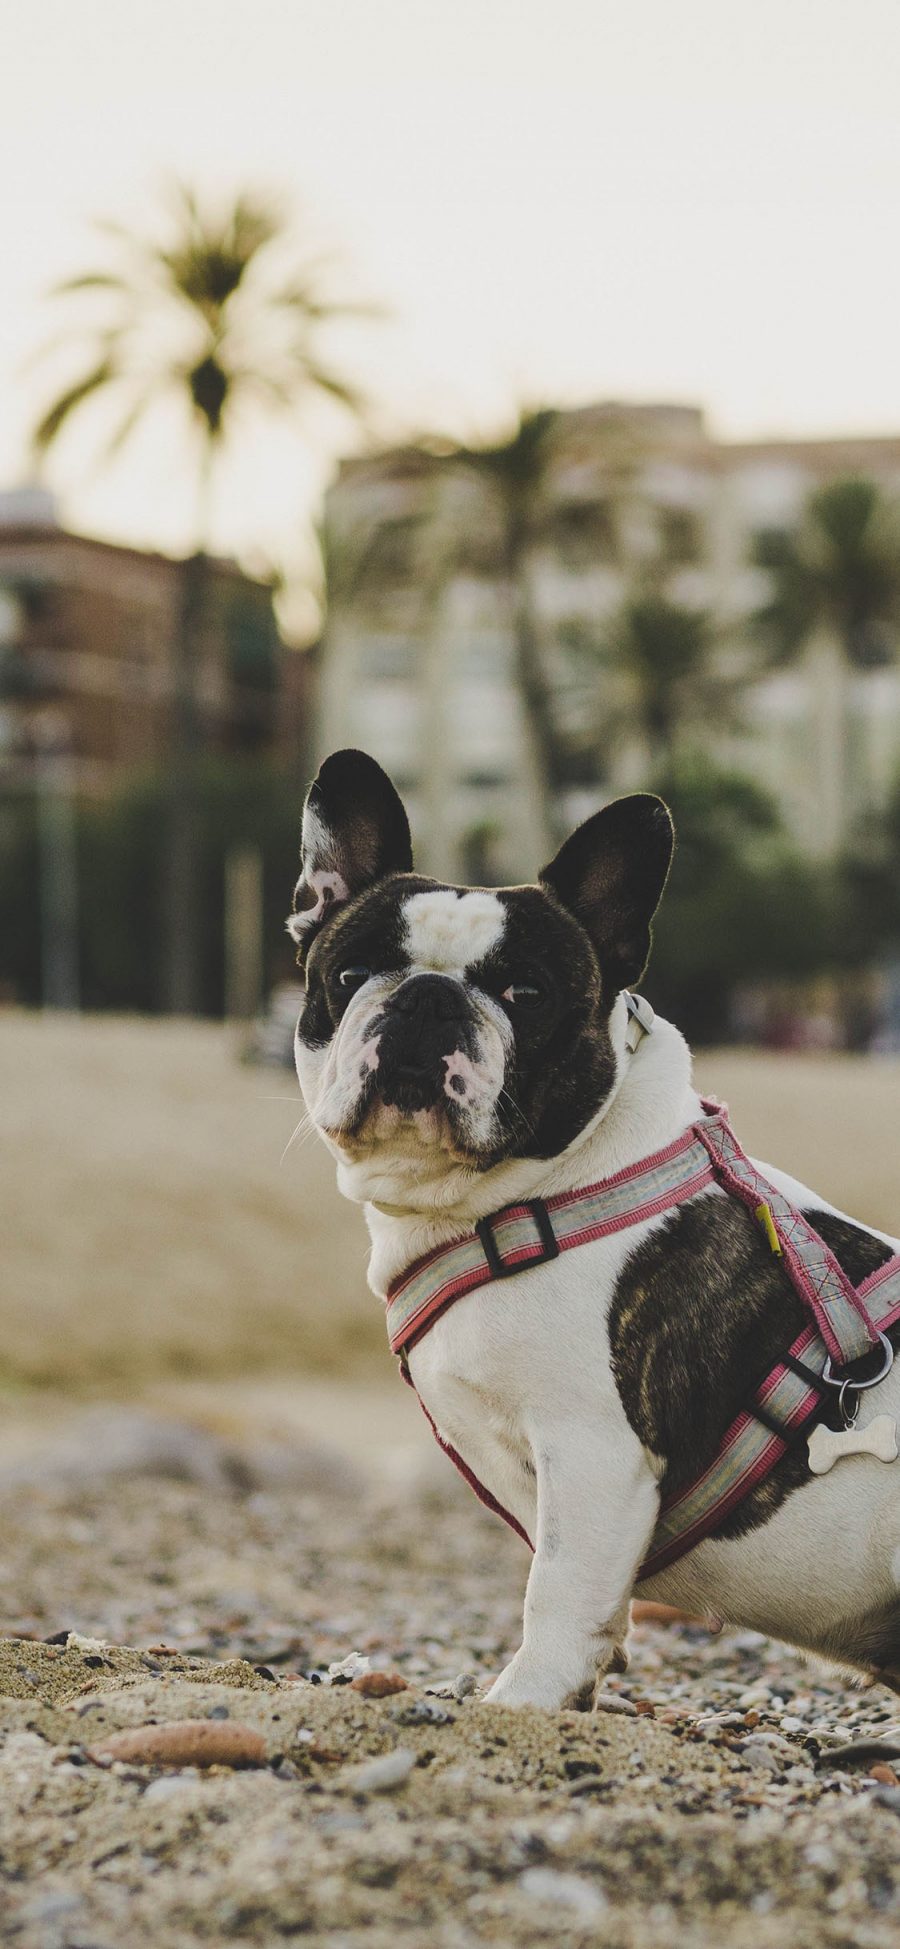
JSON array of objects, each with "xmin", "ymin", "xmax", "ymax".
[{"xmin": 287, "ymin": 749, "xmax": 413, "ymax": 954}]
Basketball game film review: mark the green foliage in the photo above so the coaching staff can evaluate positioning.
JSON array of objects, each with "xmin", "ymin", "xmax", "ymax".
[
  {"xmin": 644, "ymin": 761, "xmax": 838, "ymax": 1042},
  {"xmin": 754, "ymin": 475, "xmax": 900, "ymax": 669},
  {"xmin": 0, "ymin": 761, "xmax": 304, "ymax": 1015},
  {"xmin": 0, "ymin": 796, "xmax": 40, "ymax": 1000},
  {"xmin": 611, "ymin": 595, "xmax": 714, "ymax": 758},
  {"xmin": 834, "ymin": 776, "xmax": 900, "ymax": 961}
]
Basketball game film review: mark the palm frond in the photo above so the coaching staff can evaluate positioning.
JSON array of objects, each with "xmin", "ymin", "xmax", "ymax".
[
  {"xmin": 226, "ymin": 192, "xmax": 284, "ymax": 263},
  {"xmin": 271, "ymin": 279, "xmax": 383, "ymax": 323},
  {"xmin": 95, "ymin": 387, "xmax": 157, "ymax": 466},
  {"xmin": 753, "ymin": 480, "xmax": 900, "ymax": 669},
  {"xmin": 31, "ymin": 359, "xmax": 117, "ymax": 452},
  {"xmin": 32, "ymin": 180, "xmax": 371, "ymax": 480},
  {"xmin": 301, "ymin": 360, "xmax": 367, "ymax": 416},
  {"xmin": 22, "ymin": 319, "xmax": 130, "ymax": 375},
  {"xmin": 48, "ymin": 270, "xmax": 133, "ymax": 298}
]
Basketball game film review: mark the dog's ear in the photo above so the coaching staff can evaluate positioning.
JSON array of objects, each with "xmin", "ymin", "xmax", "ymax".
[
  {"xmin": 540, "ymin": 795, "xmax": 674, "ymax": 993},
  {"xmin": 288, "ymin": 749, "xmax": 413, "ymax": 953}
]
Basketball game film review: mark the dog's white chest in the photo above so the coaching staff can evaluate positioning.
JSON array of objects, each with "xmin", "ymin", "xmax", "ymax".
[{"xmin": 807, "ymin": 1414, "xmax": 899, "ymax": 1475}]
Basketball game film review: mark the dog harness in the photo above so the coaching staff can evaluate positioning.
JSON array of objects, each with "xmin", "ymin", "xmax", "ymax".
[{"xmin": 385, "ymin": 1029, "xmax": 900, "ymax": 1579}]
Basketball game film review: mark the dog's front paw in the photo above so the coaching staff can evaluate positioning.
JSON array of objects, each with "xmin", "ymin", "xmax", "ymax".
[
  {"xmin": 484, "ymin": 1652, "xmax": 586, "ymax": 1713},
  {"xmin": 484, "ymin": 1668, "xmax": 567, "ymax": 1711}
]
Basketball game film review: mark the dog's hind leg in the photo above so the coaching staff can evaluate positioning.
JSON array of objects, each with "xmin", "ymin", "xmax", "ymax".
[{"xmin": 824, "ymin": 1596, "xmax": 900, "ymax": 1696}]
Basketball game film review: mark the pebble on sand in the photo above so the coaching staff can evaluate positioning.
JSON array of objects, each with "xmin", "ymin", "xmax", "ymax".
[
  {"xmin": 346, "ymin": 1747, "xmax": 416, "ymax": 1793},
  {"xmin": 518, "ymin": 1868, "xmax": 608, "ymax": 1922},
  {"xmin": 350, "ymin": 1670, "xmax": 408, "ymax": 1698},
  {"xmin": 87, "ymin": 1721, "xmax": 267, "ymax": 1769}
]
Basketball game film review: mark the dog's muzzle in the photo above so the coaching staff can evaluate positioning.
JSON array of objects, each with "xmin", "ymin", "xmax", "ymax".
[{"xmin": 376, "ymin": 973, "xmax": 470, "ymax": 1114}]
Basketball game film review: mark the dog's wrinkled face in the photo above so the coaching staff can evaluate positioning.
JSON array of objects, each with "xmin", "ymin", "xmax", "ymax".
[{"xmin": 289, "ymin": 751, "xmax": 673, "ymax": 1193}]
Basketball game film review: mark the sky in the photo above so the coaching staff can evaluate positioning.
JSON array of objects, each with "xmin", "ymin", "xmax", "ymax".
[{"xmin": 4, "ymin": 0, "xmax": 900, "ymax": 621}]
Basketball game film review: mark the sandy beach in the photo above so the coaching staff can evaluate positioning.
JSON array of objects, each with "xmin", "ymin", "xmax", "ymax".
[{"xmin": 2, "ymin": 1010, "xmax": 900, "ymax": 1944}]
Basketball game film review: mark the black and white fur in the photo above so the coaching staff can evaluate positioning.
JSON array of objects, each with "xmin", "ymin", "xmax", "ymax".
[{"xmin": 290, "ymin": 749, "xmax": 900, "ymax": 1710}]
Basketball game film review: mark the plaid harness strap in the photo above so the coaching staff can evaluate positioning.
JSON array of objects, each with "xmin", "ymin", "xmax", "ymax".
[{"xmin": 384, "ymin": 1105, "xmax": 900, "ymax": 1577}]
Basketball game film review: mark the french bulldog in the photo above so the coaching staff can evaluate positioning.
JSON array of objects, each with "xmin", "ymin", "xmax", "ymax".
[{"xmin": 289, "ymin": 748, "xmax": 900, "ymax": 1710}]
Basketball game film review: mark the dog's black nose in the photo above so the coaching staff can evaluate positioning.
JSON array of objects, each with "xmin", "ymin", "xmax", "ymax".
[
  {"xmin": 390, "ymin": 974, "xmax": 464, "ymax": 1022},
  {"xmin": 377, "ymin": 974, "xmax": 468, "ymax": 1112}
]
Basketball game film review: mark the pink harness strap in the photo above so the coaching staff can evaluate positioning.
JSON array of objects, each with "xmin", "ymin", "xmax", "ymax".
[
  {"xmin": 387, "ymin": 1105, "xmax": 899, "ymax": 1573},
  {"xmin": 693, "ymin": 1115, "xmax": 876, "ymax": 1367}
]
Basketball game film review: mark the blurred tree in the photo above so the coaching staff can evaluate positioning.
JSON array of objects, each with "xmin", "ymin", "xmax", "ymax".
[
  {"xmin": 753, "ymin": 477, "xmax": 900, "ymax": 855},
  {"xmin": 834, "ymin": 766, "xmax": 900, "ymax": 968},
  {"xmin": 463, "ymin": 410, "xmax": 564, "ymax": 847},
  {"xmin": 31, "ymin": 181, "xmax": 368, "ymax": 1011},
  {"xmin": 559, "ymin": 591, "xmax": 740, "ymax": 792},
  {"xmin": 75, "ymin": 759, "xmax": 302, "ymax": 1015},
  {"xmin": 601, "ymin": 594, "xmax": 719, "ymax": 773},
  {"xmin": 646, "ymin": 760, "xmax": 836, "ymax": 1043}
]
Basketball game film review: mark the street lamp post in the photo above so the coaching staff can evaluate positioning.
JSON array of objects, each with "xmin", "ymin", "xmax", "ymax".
[{"xmin": 35, "ymin": 712, "xmax": 79, "ymax": 1012}]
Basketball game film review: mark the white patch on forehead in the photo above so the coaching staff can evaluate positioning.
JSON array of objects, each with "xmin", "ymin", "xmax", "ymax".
[{"xmin": 403, "ymin": 889, "xmax": 505, "ymax": 971}]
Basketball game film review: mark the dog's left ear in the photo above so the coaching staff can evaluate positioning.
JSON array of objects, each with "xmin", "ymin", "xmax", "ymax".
[
  {"xmin": 540, "ymin": 794, "xmax": 674, "ymax": 993},
  {"xmin": 288, "ymin": 748, "xmax": 413, "ymax": 952}
]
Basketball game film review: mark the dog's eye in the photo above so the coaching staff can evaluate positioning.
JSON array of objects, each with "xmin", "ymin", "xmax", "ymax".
[
  {"xmin": 501, "ymin": 982, "xmax": 543, "ymax": 1009},
  {"xmin": 338, "ymin": 965, "xmax": 371, "ymax": 992}
]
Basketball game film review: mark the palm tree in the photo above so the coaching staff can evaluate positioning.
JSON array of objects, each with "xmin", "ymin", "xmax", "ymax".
[
  {"xmin": 754, "ymin": 477, "xmax": 900, "ymax": 855},
  {"xmin": 563, "ymin": 593, "xmax": 723, "ymax": 787},
  {"xmin": 31, "ymin": 181, "xmax": 368, "ymax": 1010},
  {"xmin": 607, "ymin": 594, "xmax": 715, "ymax": 773},
  {"xmin": 463, "ymin": 410, "xmax": 565, "ymax": 849}
]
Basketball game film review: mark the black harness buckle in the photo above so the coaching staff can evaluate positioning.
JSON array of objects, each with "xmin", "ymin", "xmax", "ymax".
[{"xmin": 476, "ymin": 1198, "xmax": 560, "ymax": 1280}]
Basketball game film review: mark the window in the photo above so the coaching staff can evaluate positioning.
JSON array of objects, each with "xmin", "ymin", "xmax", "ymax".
[
  {"xmin": 552, "ymin": 499, "xmax": 617, "ymax": 569},
  {"xmin": 659, "ymin": 507, "xmax": 702, "ymax": 565},
  {"xmin": 356, "ymin": 516, "xmax": 422, "ymax": 591}
]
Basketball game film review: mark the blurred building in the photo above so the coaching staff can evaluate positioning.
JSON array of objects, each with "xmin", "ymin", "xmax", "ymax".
[
  {"xmin": 0, "ymin": 488, "xmax": 311, "ymax": 793},
  {"xmin": 318, "ymin": 405, "xmax": 900, "ymax": 876}
]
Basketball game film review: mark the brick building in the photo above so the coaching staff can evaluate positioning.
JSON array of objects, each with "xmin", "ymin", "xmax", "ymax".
[{"xmin": 0, "ymin": 489, "xmax": 311, "ymax": 791}]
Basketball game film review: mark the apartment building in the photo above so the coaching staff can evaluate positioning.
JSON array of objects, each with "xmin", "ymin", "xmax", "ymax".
[
  {"xmin": 317, "ymin": 405, "xmax": 900, "ymax": 878},
  {"xmin": 0, "ymin": 488, "xmax": 309, "ymax": 793}
]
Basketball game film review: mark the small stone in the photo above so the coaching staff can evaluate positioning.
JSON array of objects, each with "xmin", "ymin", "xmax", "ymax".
[
  {"xmin": 425, "ymin": 1671, "xmax": 478, "ymax": 1701},
  {"xmin": 742, "ymin": 1741, "xmax": 782, "ymax": 1775},
  {"xmin": 87, "ymin": 1720, "xmax": 267, "ymax": 1769},
  {"xmin": 22, "ymin": 1892, "xmax": 83, "ymax": 1924},
  {"xmin": 351, "ymin": 1670, "xmax": 408, "ymax": 1698},
  {"xmin": 518, "ymin": 1868, "xmax": 607, "ymax": 1923},
  {"xmin": 872, "ymin": 1786, "xmax": 900, "ymax": 1813},
  {"xmin": 870, "ymin": 1762, "xmax": 900, "ymax": 1786},
  {"xmin": 392, "ymin": 1698, "xmax": 453, "ymax": 1726},
  {"xmin": 327, "ymin": 1652, "xmax": 371, "ymax": 1684},
  {"xmin": 142, "ymin": 1776, "xmax": 198, "ymax": 1804},
  {"xmin": 594, "ymin": 1693, "xmax": 638, "ymax": 1717},
  {"xmin": 347, "ymin": 1747, "xmax": 416, "ymax": 1793}
]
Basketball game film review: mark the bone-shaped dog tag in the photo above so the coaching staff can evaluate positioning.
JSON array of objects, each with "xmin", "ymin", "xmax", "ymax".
[{"xmin": 807, "ymin": 1415, "xmax": 899, "ymax": 1476}]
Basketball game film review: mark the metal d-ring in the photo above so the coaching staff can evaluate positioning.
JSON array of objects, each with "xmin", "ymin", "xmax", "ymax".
[
  {"xmin": 821, "ymin": 1330, "xmax": 895, "ymax": 1394},
  {"xmin": 821, "ymin": 1331, "xmax": 894, "ymax": 1428}
]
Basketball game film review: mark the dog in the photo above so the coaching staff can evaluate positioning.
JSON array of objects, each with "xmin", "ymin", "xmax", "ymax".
[{"xmin": 289, "ymin": 747, "xmax": 900, "ymax": 1711}]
